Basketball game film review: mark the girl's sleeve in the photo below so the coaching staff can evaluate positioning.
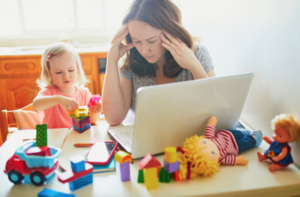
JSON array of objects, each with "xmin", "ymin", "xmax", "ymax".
[
  {"xmin": 194, "ymin": 45, "xmax": 214, "ymax": 73},
  {"xmin": 84, "ymin": 88, "xmax": 93, "ymax": 106},
  {"xmin": 205, "ymin": 125, "xmax": 216, "ymax": 138},
  {"xmin": 37, "ymin": 87, "xmax": 52, "ymax": 96}
]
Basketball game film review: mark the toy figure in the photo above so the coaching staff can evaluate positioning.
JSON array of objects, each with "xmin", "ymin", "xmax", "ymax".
[
  {"xmin": 178, "ymin": 116, "xmax": 263, "ymax": 180},
  {"xmin": 257, "ymin": 114, "xmax": 300, "ymax": 172}
]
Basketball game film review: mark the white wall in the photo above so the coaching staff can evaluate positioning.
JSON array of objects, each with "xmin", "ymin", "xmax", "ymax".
[{"xmin": 181, "ymin": 0, "xmax": 300, "ymax": 168}]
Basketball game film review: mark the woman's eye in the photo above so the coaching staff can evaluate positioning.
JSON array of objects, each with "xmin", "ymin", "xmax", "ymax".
[
  {"xmin": 55, "ymin": 72, "xmax": 62, "ymax": 74},
  {"xmin": 149, "ymin": 40, "xmax": 156, "ymax": 44},
  {"xmin": 134, "ymin": 41, "xmax": 140, "ymax": 44},
  {"xmin": 69, "ymin": 69, "xmax": 74, "ymax": 72},
  {"xmin": 212, "ymin": 151, "xmax": 215, "ymax": 154}
]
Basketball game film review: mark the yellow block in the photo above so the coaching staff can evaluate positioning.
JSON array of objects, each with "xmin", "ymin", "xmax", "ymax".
[
  {"xmin": 144, "ymin": 167, "xmax": 158, "ymax": 190},
  {"xmin": 165, "ymin": 146, "xmax": 177, "ymax": 163},
  {"xmin": 76, "ymin": 106, "xmax": 89, "ymax": 117},
  {"xmin": 114, "ymin": 151, "xmax": 132, "ymax": 164}
]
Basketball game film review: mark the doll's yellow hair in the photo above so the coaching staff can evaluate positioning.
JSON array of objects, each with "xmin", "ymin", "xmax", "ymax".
[
  {"xmin": 178, "ymin": 135, "xmax": 220, "ymax": 180},
  {"xmin": 272, "ymin": 114, "xmax": 300, "ymax": 142}
]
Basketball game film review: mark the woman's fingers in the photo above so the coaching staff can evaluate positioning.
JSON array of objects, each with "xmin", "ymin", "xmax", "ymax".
[
  {"xmin": 111, "ymin": 24, "xmax": 128, "ymax": 44},
  {"xmin": 163, "ymin": 30, "xmax": 180, "ymax": 46},
  {"xmin": 162, "ymin": 42, "xmax": 175, "ymax": 55},
  {"xmin": 160, "ymin": 34, "xmax": 178, "ymax": 53}
]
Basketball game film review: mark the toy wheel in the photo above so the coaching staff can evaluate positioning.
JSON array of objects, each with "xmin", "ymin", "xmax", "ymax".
[
  {"xmin": 8, "ymin": 170, "xmax": 24, "ymax": 184},
  {"xmin": 30, "ymin": 171, "xmax": 45, "ymax": 186}
]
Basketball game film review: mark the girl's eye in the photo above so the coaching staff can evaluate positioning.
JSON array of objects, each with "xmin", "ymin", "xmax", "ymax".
[
  {"xmin": 279, "ymin": 135, "xmax": 281, "ymax": 138},
  {"xmin": 69, "ymin": 69, "xmax": 74, "ymax": 72},
  {"xmin": 203, "ymin": 141, "xmax": 206, "ymax": 144},
  {"xmin": 212, "ymin": 151, "xmax": 215, "ymax": 154},
  {"xmin": 55, "ymin": 72, "xmax": 62, "ymax": 74}
]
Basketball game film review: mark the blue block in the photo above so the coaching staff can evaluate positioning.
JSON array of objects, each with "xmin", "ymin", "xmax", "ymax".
[
  {"xmin": 70, "ymin": 155, "xmax": 85, "ymax": 173},
  {"xmin": 69, "ymin": 173, "xmax": 93, "ymax": 191},
  {"xmin": 38, "ymin": 188, "xmax": 75, "ymax": 197},
  {"xmin": 163, "ymin": 159, "xmax": 179, "ymax": 173},
  {"xmin": 73, "ymin": 123, "xmax": 91, "ymax": 133}
]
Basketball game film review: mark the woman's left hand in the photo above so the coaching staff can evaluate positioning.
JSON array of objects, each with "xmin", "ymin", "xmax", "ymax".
[{"xmin": 160, "ymin": 31, "xmax": 200, "ymax": 70}]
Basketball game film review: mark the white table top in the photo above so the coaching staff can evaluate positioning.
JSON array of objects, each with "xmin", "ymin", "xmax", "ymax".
[{"xmin": 1, "ymin": 121, "xmax": 300, "ymax": 197}]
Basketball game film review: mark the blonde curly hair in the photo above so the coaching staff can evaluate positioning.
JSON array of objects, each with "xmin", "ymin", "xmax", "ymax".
[
  {"xmin": 178, "ymin": 135, "xmax": 220, "ymax": 180},
  {"xmin": 272, "ymin": 114, "xmax": 300, "ymax": 143}
]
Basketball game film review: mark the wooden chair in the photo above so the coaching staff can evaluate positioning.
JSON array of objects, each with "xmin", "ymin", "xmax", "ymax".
[{"xmin": 0, "ymin": 103, "xmax": 35, "ymax": 146}]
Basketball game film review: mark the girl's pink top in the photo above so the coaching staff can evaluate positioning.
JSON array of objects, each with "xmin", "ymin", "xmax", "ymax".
[{"xmin": 37, "ymin": 86, "xmax": 92, "ymax": 129}]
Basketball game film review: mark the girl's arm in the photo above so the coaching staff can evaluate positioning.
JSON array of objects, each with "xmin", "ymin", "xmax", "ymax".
[
  {"xmin": 33, "ymin": 95, "xmax": 79, "ymax": 111},
  {"xmin": 272, "ymin": 146, "xmax": 288, "ymax": 162}
]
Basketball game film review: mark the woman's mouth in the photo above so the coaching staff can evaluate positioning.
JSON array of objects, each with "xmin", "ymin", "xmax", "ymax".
[{"xmin": 64, "ymin": 81, "xmax": 70, "ymax": 83}]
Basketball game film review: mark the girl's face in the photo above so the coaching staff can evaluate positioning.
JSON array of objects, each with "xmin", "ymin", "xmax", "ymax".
[
  {"xmin": 49, "ymin": 51, "xmax": 78, "ymax": 93},
  {"xmin": 128, "ymin": 20, "xmax": 167, "ymax": 66},
  {"xmin": 273, "ymin": 125, "xmax": 290, "ymax": 143},
  {"xmin": 198, "ymin": 138, "xmax": 220, "ymax": 162}
]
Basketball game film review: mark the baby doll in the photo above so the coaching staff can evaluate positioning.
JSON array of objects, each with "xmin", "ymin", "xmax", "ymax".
[
  {"xmin": 257, "ymin": 114, "xmax": 300, "ymax": 172},
  {"xmin": 178, "ymin": 116, "xmax": 263, "ymax": 180}
]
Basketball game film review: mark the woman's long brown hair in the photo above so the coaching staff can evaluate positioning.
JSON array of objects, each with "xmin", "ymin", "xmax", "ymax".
[{"xmin": 121, "ymin": 0, "xmax": 194, "ymax": 78}]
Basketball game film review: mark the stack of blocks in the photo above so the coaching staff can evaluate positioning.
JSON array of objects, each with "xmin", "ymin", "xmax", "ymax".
[
  {"xmin": 36, "ymin": 124, "xmax": 47, "ymax": 147},
  {"xmin": 138, "ymin": 154, "xmax": 161, "ymax": 190},
  {"xmin": 114, "ymin": 151, "xmax": 133, "ymax": 182},
  {"xmin": 57, "ymin": 155, "xmax": 93, "ymax": 191},
  {"xmin": 161, "ymin": 146, "xmax": 180, "ymax": 182},
  {"xmin": 68, "ymin": 106, "xmax": 91, "ymax": 133}
]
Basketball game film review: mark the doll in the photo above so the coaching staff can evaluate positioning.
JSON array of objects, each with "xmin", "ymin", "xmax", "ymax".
[
  {"xmin": 177, "ymin": 116, "xmax": 263, "ymax": 180},
  {"xmin": 257, "ymin": 114, "xmax": 300, "ymax": 172}
]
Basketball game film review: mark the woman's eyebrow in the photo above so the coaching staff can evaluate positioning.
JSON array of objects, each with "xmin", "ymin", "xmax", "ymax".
[{"xmin": 132, "ymin": 36, "xmax": 158, "ymax": 41}]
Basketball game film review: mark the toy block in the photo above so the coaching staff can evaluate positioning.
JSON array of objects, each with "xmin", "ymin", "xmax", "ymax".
[
  {"xmin": 139, "ymin": 154, "xmax": 161, "ymax": 169},
  {"xmin": 120, "ymin": 161, "xmax": 130, "ymax": 181},
  {"xmin": 163, "ymin": 159, "xmax": 179, "ymax": 173},
  {"xmin": 68, "ymin": 172, "xmax": 93, "ymax": 191},
  {"xmin": 72, "ymin": 116, "xmax": 89, "ymax": 122},
  {"xmin": 76, "ymin": 106, "xmax": 89, "ymax": 117},
  {"xmin": 114, "ymin": 151, "xmax": 132, "ymax": 164},
  {"xmin": 70, "ymin": 155, "xmax": 85, "ymax": 173},
  {"xmin": 25, "ymin": 146, "xmax": 51, "ymax": 156},
  {"xmin": 137, "ymin": 169, "xmax": 144, "ymax": 183},
  {"xmin": 143, "ymin": 167, "xmax": 158, "ymax": 190},
  {"xmin": 38, "ymin": 188, "xmax": 75, "ymax": 197},
  {"xmin": 165, "ymin": 146, "xmax": 177, "ymax": 163},
  {"xmin": 88, "ymin": 95, "xmax": 101, "ymax": 108},
  {"xmin": 73, "ymin": 124, "xmax": 91, "ymax": 133},
  {"xmin": 67, "ymin": 110, "xmax": 77, "ymax": 118},
  {"xmin": 58, "ymin": 162, "xmax": 93, "ymax": 191},
  {"xmin": 36, "ymin": 124, "xmax": 47, "ymax": 147},
  {"xmin": 172, "ymin": 171, "xmax": 181, "ymax": 181},
  {"xmin": 159, "ymin": 167, "xmax": 171, "ymax": 183}
]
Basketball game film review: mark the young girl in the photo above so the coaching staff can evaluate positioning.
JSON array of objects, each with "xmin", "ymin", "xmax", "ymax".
[{"xmin": 33, "ymin": 42, "xmax": 101, "ymax": 129}]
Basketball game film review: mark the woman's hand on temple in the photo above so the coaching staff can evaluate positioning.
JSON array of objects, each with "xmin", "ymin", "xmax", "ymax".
[
  {"xmin": 108, "ymin": 24, "xmax": 135, "ymax": 63},
  {"xmin": 160, "ymin": 30, "xmax": 200, "ymax": 70}
]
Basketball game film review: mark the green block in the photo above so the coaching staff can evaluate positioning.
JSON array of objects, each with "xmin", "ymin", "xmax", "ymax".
[
  {"xmin": 36, "ymin": 124, "xmax": 47, "ymax": 147},
  {"xmin": 137, "ymin": 169, "xmax": 144, "ymax": 183},
  {"xmin": 72, "ymin": 116, "xmax": 89, "ymax": 121},
  {"xmin": 159, "ymin": 167, "xmax": 171, "ymax": 183}
]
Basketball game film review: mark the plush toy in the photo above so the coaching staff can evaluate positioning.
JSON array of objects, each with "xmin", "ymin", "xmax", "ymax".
[
  {"xmin": 257, "ymin": 114, "xmax": 300, "ymax": 172},
  {"xmin": 177, "ymin": 116, "xmax": 263, "ymax": 180}
]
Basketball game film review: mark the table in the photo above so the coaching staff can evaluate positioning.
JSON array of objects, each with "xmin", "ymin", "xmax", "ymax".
[{"xmin": 1, "ymin": 121, "xmax": 300, "ymax": 197}]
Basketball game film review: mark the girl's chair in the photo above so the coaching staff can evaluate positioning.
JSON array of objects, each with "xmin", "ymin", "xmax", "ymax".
[{"xmin": 0, "ymin": 104, "xmax": 43, "ymax": 146}]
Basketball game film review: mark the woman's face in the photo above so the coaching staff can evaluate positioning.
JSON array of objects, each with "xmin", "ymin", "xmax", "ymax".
[{"xmin": 128, "ymin": 20, "xmax": 167, "ymax": 65}]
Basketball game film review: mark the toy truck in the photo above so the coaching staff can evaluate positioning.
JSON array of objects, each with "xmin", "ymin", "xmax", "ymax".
[{"xmin": 4, "ymin": 141, "xmax": 61, "ymax": 186}]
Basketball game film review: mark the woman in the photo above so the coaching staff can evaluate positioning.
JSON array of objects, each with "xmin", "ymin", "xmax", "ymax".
[{"xmin": 102, "ymin": 0, "xmax": 216, "ymax": 125}]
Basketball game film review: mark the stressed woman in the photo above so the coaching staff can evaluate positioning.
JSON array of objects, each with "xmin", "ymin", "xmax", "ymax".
[{"xmin": 102, "ymin": 0, "xmax": 216, "ymax": 125}]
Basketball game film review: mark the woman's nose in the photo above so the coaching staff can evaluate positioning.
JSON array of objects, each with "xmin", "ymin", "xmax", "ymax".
[{"xmin": 141, "ymin": 43, "xmax": 150, "ymax": 55}]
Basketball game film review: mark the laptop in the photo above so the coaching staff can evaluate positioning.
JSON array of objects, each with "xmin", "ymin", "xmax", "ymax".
[{"xmin": 108, "ymin": 73, "xmax": 254, "ymax": 159}]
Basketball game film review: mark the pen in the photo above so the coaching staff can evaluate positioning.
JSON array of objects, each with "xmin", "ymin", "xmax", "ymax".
[
  {"xmin": 22, "ymin": 138, "xmax": 36, "ymax": 142},
  {"xmin": 73, "ymin": 143, "xmax": 94, "ymax": 147}
]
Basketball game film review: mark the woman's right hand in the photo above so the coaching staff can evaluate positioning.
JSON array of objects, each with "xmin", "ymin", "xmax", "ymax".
[
  {"xmin": 58, "ymin": 95, "xmax": 79, "ymax": 112},
  {"xmin": 108, "ymin": 24, "xmax": 135, "ymax": 63}
]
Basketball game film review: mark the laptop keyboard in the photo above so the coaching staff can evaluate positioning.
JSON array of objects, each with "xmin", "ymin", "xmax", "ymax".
[{"xmin": 115, "ymin": 132, "xmax": 133, "ymax": 147}]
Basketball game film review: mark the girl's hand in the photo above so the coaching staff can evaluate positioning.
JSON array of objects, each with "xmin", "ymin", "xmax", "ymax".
[
  {"xmin": 160, "ymin": 31, "xmax": 200, "ymax": 70},
  {"xmin": 236, "ymin": 155, "xmax": 249, "ymax": 165},
  {"xmin": 108, "ymin": 24, "xmax": 135, "ymax": 63},
  {"xmin": 89, "ymin": 102, "xmax": 102, "ymax": 113},
  {"xmin": 58, "ymin": 96, "xmax": 79, "ymax": 112}
]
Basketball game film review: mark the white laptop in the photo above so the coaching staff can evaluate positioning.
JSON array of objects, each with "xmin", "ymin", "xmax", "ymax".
[{"xmin": 108, "ymin": 73, "xmax": 254, "ymax": 159}]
